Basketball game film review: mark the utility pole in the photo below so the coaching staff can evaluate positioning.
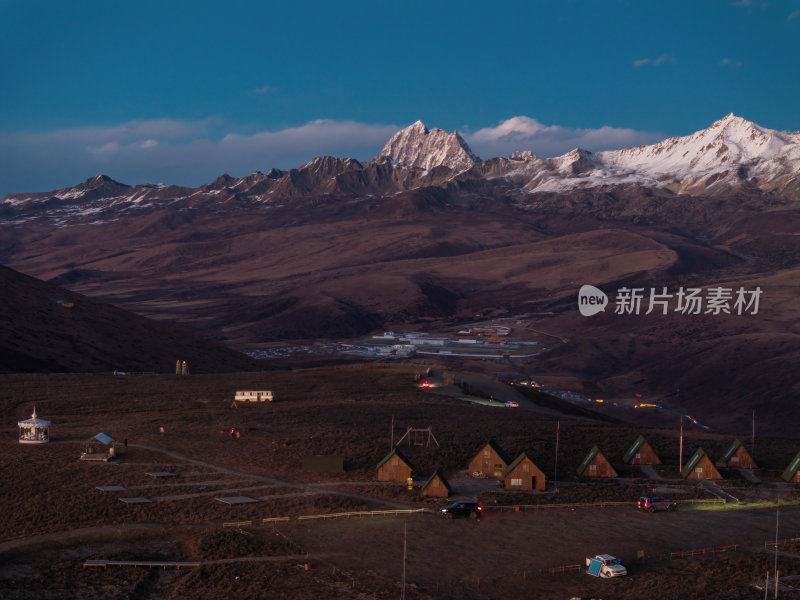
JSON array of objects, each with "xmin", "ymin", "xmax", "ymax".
[
  {"xmin": 401, "ymin": 522, "xmax": 407, "ymax": 600},
  {"xmin": 752, "ymin": 410, "xmax": 756, "ymax": 458},
  {"xmin": 775, "ymin": 498, "xmax": 780, "ymax": 599},
  {"xmin": 554, "ymin": 421, "xmax": 560, "ymax": 491},
  {"xmin": 679, "ymin": 415, "xmax": 684, "ymax": 473}
]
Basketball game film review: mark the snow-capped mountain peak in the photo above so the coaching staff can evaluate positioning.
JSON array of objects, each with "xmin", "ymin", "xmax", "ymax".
[
  {"xmin": 377, "ymin": 121, "xmax": 480, "ymax": 173},
  {"xmin": 598, "ymin": 113, "xmax": 793, "ymax": 175}
]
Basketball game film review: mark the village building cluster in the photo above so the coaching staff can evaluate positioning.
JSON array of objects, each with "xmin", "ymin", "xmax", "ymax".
[{"xmin": 374, "ymin": 434, "xmax": 775, "ymax": 498}]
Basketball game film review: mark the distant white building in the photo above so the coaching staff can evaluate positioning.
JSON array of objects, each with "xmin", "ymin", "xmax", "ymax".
[
  {"xmin": 234, "ymin": 390, "xmax": 274, "ymax": 402},
  {"xmin": 407, "ymin": 337, "xmax": 448, "ymax": 346},
  {"xmin": 18, "ymin": 407, "xmax": 50, "ymax": 444}
]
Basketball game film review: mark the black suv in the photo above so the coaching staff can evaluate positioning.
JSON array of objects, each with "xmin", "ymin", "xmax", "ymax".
[
  {"xmin": 637, "ymin": 496, "xmax": 676, "ymax": 512},
  {"xmin": 439, "ymin": 501, "xmax": 482, "ymax": 519}
]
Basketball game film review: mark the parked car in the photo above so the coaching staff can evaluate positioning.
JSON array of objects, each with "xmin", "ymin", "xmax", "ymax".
[
  {"xmin": 585, "ymin": 554, "xmax": 627, "ymax": 578},
  {"xmin": 505, "ymin": 401, "xmax": 519, "ymax": 407},
  {"xmin": 637, "ymin": 495, "xmax": 676, "ymax": 512},
  {"xmin": 439, "ymin": 501, "xmax": 482, "ymax": 519}
]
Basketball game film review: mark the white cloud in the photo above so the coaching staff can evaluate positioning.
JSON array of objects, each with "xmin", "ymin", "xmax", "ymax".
[
  {"xmin": 0, "ymin": 116, "xmax": 667, "ymax": 195},
  {"xmin": 0, "ymin": 118, "xmax": 399, "ymax": 194},
  {"xmin": 465, "ymin": 116, "xmax": 663, "ymax": 158},
  {"xmin": 633, "ymin": 54, "xmax": 676, "ymax": 68},
  {"xmin": 789, "ymin": 9, "xmax": 800, "ymax": 19}
]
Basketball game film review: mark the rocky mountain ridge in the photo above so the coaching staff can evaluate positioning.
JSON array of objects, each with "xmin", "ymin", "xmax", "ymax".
[{"xmin": 2, "ymin": 114, "xmax": 799, "ymax": 227}]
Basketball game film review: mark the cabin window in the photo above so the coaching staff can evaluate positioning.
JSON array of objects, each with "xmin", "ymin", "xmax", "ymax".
[
  {"xmin": 510, "ymin": 478, "xmax": 522, "ymax": 486},
  {"xmin": 589, "ymin": 465, "xmax": 597, "ymax": 471},
  {"xmin": 695, "ymin": 467, "xmax": 703, "ymax": 473},
  {"xmin": 731, "ymin": 456, "xmax": 739, "ymax": 463},
  {"xmin": 635, "ymin": 452, "xmax": 641, "ymax": 459}
]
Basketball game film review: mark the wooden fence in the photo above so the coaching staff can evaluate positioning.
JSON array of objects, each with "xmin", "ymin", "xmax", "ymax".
[
  {"xmin": 297, "ymin": 508, "xmax": 426, "ymax": 521},
  {"xmin": 765, "ymin": 537, "xmax": 800, "ymax": 549},
  {"xmin": 84, "ymin": 560, "xmax": 200, "ymax": 568},
  {"xmin": 547, "ymin": 564, "xmax": 583, "ymax": 574},
  {"xmin": 670, "ymin": 544, "xmax": 738, "ymax": 559},
  {"xmin": 223, "ymin": 508, "xmax": 426, "ymax": 528},
  {"xmin": 488, "ymin": 501, "xmax": 634, "ymax": 512}
]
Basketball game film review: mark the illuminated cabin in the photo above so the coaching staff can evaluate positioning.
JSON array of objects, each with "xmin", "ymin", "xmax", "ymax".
[{"xmin": 468, "ymin": 440, "xmax": 510, "ymax": 479}]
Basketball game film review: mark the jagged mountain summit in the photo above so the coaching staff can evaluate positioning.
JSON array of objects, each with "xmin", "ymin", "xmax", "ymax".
[
  {"xmin": 2, "ymin": 115, "xmax": 799, "ymax": 226},
  {"xmin": 377, "ymin": 120, "xmax": 480, "ymax": 172},
  {"xmin": 484, "ymin": 113, "xmax": 800, "ymax": 196}
]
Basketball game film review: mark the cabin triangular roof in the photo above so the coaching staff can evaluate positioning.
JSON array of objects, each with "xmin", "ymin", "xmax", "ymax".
[
  {"xmin": 502, "ymin": 452, "xmax": 541, "ymax": 478},
  {"xmin": 781, "ymin": 451, "xmax": 800, "ymax": 482},
  {"xmin": 681, "ymin": 447, "xmax": 709, "ymax": 478},
  {"xmin": 577, "ymin": 445, "xmax": 602, "ymax": 476},
  {"xmin": 719, "ymin": 439, "xmax": 744, "ymax": 463},
  {"xmin": 422, "ymin": 470, "xmax": 451, "ymax": 493},
  {"xmin": 476, "ymin": 439, "xmax": 511, "ymax": 464},
  {"xmin": 622, "ymin": 435, "xmax": 648, "ymax": 463},
  {"xmin": 376, "ymin": 448, "xmax": 414, "ymax": 471}
]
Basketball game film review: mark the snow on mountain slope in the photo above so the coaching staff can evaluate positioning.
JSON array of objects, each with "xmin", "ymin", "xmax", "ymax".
[
  {"xmin": 600, "ymin": 113, "xmax": 793, "ymax": 172},
  {"xmin": 514, "ymin": 114, "xmax": 800, "ymax": 195}
]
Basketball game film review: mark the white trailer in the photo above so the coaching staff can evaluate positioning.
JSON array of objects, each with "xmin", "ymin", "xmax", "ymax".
[{"xmin": 234, "ymin": 390, "xmax": 274, "ymax": 402}]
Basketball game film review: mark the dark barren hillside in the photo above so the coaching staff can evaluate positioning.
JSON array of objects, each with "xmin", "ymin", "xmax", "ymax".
[
  {"xmin": 1, "ymin": 115, "xmax": 799, "ymax": 433},
  {"xmin": 0, "ymin": 265, "xmax": 261, "ymax": 373}
]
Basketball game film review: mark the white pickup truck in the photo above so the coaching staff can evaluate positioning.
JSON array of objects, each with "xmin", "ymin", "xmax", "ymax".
[{"xmin": 585, "ymin": 554, "xmax": 627, "ymax": 578}]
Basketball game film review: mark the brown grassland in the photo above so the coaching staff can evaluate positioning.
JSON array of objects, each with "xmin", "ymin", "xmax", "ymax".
[{"xmin": 2, "ymin": 364, "xmax": 800, "ymax": 599}]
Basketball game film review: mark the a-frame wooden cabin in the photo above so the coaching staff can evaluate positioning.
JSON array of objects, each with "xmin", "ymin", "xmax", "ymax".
[
  {"xmin": 577, "ymin": 446, "xmax": 617, "ymax": 478},
  {"xmin": 716, "ymin": 439, "xmax": 757, "ymax": 469},
  {"xmin": 622, "ymin": 435, "xmax": 662, "ymax": 465},
  {"xmin": 681, "ymin": 448, "xmax": 722, "ymax": 480}
]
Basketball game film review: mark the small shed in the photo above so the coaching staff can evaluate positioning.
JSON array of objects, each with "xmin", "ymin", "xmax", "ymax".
[
  {"xmin": 716, "ymin": 439, "xmax": 757, "ymax": 469},
  {"xmin": 681, "ymin": 448, "xmax": 722, "ymax": 480},
  {"xmin": 468, "ymin": 440, "xmax": 510, "ymax": 479},
  {"xmin": 81, "ymin": 433, "xmax": 116, "ymax": 461},
  {"xmin": 18, "ymin": 407, "xmax": 50, "ymax": 444},
  {"xmin": 577, "ymin": 446, "xmax": 618, "ymax": 478},
  {"xmin": 377, "ymin": 448, "xmax": 414, "ymax": 482},
  {"xmin": 781, "ymin": 451, "xmax": 800, "ymax": 483},
  {"xmin": 502, "ymin": 452, "xmax": 546, "ymax": 491},
  {"xmin": 622, "ymin": 435, "xmax": 662, "ymax": 465},
  {"xmin": 421, "ymin": 470, "xmax": 451, "ymax": 498}
]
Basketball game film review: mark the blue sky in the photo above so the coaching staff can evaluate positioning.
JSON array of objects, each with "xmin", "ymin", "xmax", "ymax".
[{"xmin": 1, "ymin": 0, "xmax": 799, "ymax": 196}]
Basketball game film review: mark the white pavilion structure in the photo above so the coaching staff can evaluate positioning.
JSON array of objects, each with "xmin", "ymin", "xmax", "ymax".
[{"xmin": 18, "ymin": 407, "xmax": 51, "ymax": 444}]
